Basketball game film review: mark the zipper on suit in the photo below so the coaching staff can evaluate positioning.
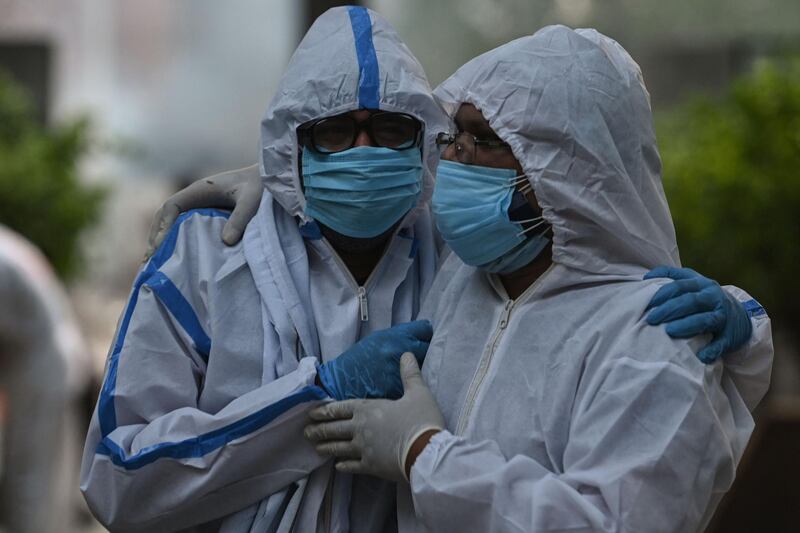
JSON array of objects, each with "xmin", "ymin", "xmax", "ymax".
[
  {"xmin": 324, "ymin": 238, "xmax": 388, "ymax": 323},
  {"xmin": 455, "ymin": 299, "xmax": 514, "ymax": 435},
  {"xmin": 454, "ymin": 267, "xmax": 553, "ymax": 436},
  {"xmin": 357, "ymin": 286, "xmax": 369, "ymax": 321}
]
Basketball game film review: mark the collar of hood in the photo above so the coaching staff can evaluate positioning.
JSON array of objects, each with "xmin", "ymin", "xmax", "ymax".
[
  {"xmin": 434, "ymin": 25, "xmax": 681, "ymax": 277},
  {"xmin": 259, "ymin": 6, "xmax": 447, "ymax": 233}
]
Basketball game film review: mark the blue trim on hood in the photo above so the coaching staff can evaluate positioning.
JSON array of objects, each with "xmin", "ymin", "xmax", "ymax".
[{"xmin": 348, "ymin": 6, "xmax": 380, "ymax": 109}]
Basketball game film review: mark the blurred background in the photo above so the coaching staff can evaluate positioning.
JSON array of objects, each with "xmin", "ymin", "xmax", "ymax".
[{"xmin": 0, "ymin": 0, "xmax": 798, "ymax": 530}]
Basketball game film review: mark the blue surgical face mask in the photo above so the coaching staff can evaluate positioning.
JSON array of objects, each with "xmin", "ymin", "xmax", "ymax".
[
  {"xmin": 432, "ymin": 159, "xmax": 550, "ymax": 273},
  {"xmin": 302, "ymin": 146, "xmax": 423, "ymax": 238}
]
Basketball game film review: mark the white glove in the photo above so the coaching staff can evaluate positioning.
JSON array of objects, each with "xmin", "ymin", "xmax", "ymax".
[
  {"xmin": 304, "ymin": 352, "xmax": 445, "ymax": 482},
  {"xmin": 144, "ymin": 164, "xmax": 263, "ymax": 258}
]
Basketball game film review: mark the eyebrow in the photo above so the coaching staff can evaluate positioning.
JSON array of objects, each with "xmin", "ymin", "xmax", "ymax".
[{"xmin": 455, "ymin": 115, "xmax": 501, "ymax": 139}]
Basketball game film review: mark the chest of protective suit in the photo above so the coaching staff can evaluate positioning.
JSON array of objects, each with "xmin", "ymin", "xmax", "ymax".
[
  {"xmin": 422, "ymin": 264, "xmax": 662, "ymax": 474},
  {"xmin": 305, "ymin": 234, "xmax": 420, "ymax": 360}
]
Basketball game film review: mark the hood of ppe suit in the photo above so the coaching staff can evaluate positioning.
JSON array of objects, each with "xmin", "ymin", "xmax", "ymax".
[
  {"xmin": 434, "ymin": 25, "xmax": 680, "ymax": 277},
  {"xmin": 259, "ymin": 6, "xmax": 446, "ymax": 228}
]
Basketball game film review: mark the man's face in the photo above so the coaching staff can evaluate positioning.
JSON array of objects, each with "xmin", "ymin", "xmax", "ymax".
[
  {"xmin": 297, "ymin": 109, "xmax": 424, "ymax": 253},
  {"xmin": 297, "ymin": 110, "xmax": 378, "ymax": 185},
  {"xmin": 441, "ymin": 103, "xmax": 540, "ymax": 211}
]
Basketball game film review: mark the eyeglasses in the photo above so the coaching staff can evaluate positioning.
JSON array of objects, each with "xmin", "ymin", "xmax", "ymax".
[
  {"xmin": 298, "ymin": 111, "xmax": 423, "ymax": 154},
  {"xmin": 435, "ymin": 131, "xmax": 512, "ymax": 165}
]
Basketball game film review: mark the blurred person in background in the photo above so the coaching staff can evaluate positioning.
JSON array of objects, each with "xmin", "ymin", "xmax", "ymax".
[
  {"xmin": 0, "ymin": 224, "xmax": 91, "ymax": 533},
  {"xmin": 108, "ymin": 6, "xmax": 776, "ymax": 530}
]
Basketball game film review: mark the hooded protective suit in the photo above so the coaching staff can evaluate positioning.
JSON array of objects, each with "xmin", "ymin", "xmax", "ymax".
[
  {"xmin": 80, "ymin": 7, "xmax": 445, "ymax": 532},
  {"xmin": 398, "ymin": 26, "xmax": 772, "ymax": 532}
]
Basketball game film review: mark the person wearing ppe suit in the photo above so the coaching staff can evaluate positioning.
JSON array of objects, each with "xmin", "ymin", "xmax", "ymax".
[
  {"xmin": 125, "ymin": 11, "xmax": 763, "ymax": 530},
  {"xmin": 145, "ymin": 49, "xmax": 764, "ymax": 368},
  {"xmin": 304, "ymin": 26, "xmax": 773, "ymax": 533},
  {"xmin": 81, "ymin": 7, "xmax": 448, "ymax": 532}
]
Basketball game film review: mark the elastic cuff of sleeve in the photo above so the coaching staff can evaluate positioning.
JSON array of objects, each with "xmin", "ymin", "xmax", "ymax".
[{"xmin": 400, "ymin": 425, "xmax": 445, "ymax": 482}]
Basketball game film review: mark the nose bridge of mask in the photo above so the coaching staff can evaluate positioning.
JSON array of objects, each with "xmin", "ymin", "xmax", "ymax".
[{"xmin": 300, "ymin": 145, "xmax": 424, "ymax": 239}]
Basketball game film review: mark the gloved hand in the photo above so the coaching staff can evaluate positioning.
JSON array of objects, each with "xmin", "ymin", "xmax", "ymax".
[
  {"xmin": 644, "ymin": 266, "xmax": 753, "ymax": 363},
  {"xmin": 317, "ymin": 320, "xmax": 433, "ymax": 400},
  {"xmin": 144, "ymin": 164, "xmax": 263, "ymax": 259},
  {"xmin": 305, "ymin": 352, "xmax": 445, "ymax": 482}
]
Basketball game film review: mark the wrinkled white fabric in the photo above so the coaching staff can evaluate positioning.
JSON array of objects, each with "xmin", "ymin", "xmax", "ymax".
[
  {"xmin": 395, "ymin": 25, "xmax": 772, "ymax": 533},
  {"xmin": 81, "ymin": 6, "xmax": 445, "ymax": 532}
]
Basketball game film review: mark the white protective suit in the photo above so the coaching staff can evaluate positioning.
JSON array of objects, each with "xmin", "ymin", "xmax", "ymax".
[
  {"xmin": 80, "ymin": 7, "xmax": 446, "ymax": 532},
  {"xmin": 397, "ymin": 26, "xmax": 773, "ymax": 533}
]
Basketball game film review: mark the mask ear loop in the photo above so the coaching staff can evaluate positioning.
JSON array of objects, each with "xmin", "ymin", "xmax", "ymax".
[
  {"xmin": 508, "ymin": 174, "xmax": 543, "ymax": 236},
  {"xmin": 507, "ymin": 175, "xmax": 529, "ymax": 187},
  {"xmin": 507, "ymin": 175, "xmax": 534, "ymax": 195},
  {"xmin": 515, "ymin": 217, "xmax": 549, "ymax": 237}
]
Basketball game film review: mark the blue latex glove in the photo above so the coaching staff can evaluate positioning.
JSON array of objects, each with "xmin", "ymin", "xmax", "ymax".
[
  {"xmin": 644, "ymin": 266, "xmax": 753, "ymax": 363},
  {"xmin": 317, "ymin": 320, "xmax": 433, "ymax": 400}
]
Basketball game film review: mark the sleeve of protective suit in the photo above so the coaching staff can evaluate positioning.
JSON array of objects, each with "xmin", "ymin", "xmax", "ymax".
[
  {"xmin": 80, "ymin": 210, "xmax": 330, "ymax": 533},
  {"xmin": 720, "ymin": 285, "xmax": 773, "ymax": 411},
  {"xmin": 409, "ymin": 351, "xmax": 750, "ymax": 532}
]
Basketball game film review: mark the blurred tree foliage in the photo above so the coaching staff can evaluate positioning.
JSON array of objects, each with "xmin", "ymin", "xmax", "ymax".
[
  {"xmin": 658, "ymin": 58, "xmax": 800, "ymax": 341},
  {"xmin": 0, "ymin": 71, "xmax": 104, "ymax": 280}
]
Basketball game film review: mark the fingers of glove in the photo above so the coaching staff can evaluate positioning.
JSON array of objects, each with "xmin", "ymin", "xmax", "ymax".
[
  {"xmin": 697, "ymin": 337, "xmax": 728, "ymax": 364},
  {"xmin": 222, "ymin": 179, "xmax": 262, "ymax": 245},
  {"xmin": 728, "ymin": 297, "xmax": 754, "ymax": 349},
  {"xmin": 664, "ymin": 310, "xmax": 726, "ymax": 338},
  {"xmin": 314, "ymin": 440, "xmax": 361, "ymax": 459},
  {"xmin": 391, "ymin": 320, "xmax": 433, "ymax": 342},
  {"xmin": 399, "ymin": 352, "xmax": 425, "ymax": 390},
  {"xmin": 643, "ymin": 266, "xmax": 701, "ymax": 281},
  {"xmin": 177, "ymin": 176, "xmax": 239, "ymax": 208},
  {"xmin": 144, "ymin": 203, "xmax": 180, "ymax": 259},
  {"xmin": 145, "ymin": 174, "xmax": 239, "ymax": 258},
  {"xmin": 304, "ymin": 420, "xmax": 355, "ymax": 443},
  {"xmin": 335, "ymin": 460, "xmax": 368, "ymax": 475},
  {"xmin": 646, "ymin": 278, "xmax": 708, "ymax": 310},
  {"xmin": 144, "ymin": 206, "xmax": 164, "ymax": 258},
  {"xmin": 308, "ymin": 400, "xmax": 359, "ymax": 422},
  {"xmin": 726, "ymin": 292, "xmax": 753, "ymax": 326},
  {"xmin": 646, "ymin": 290, "xmax": 718, "ymax": 325}
]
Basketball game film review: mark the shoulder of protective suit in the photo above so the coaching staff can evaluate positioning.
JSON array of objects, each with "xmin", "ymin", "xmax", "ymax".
[
  {"xmin": 551, "ymin": 275, "xmax": 704, "ymax": 372},
  {"xmin": 606, "ymin": 277, "xmax": 705, "ymax": 368},
  {"xmin": 146, "ymin": 208, "xmax": 241, "ymax": 281}
]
